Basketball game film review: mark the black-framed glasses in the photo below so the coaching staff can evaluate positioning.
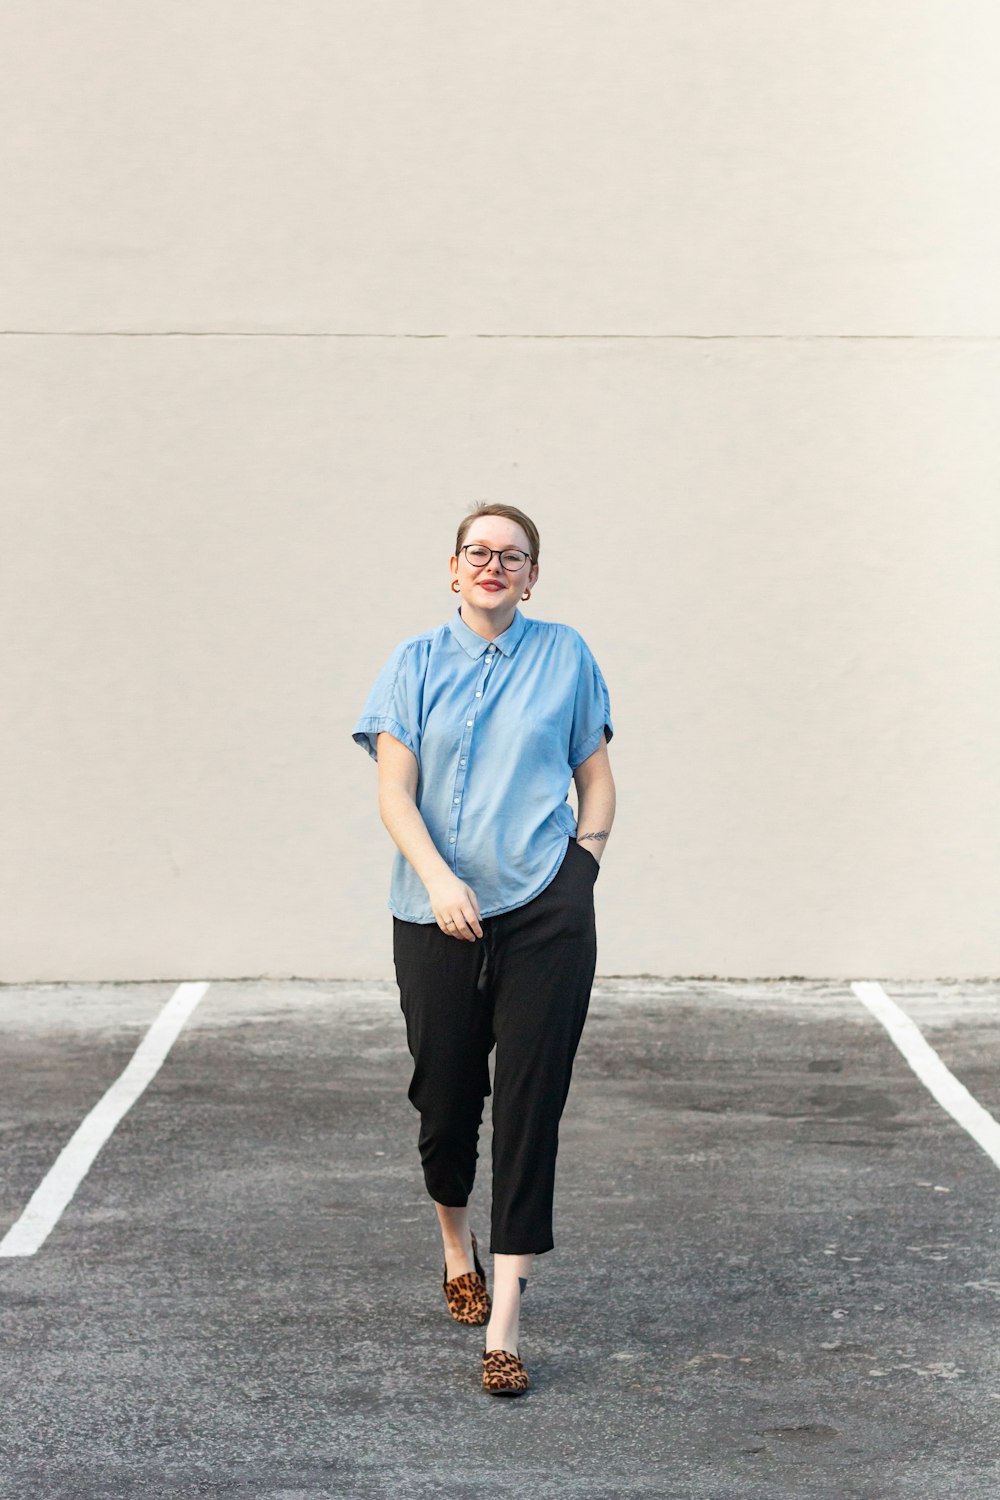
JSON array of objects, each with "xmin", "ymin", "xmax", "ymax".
[{"xmin": 460, "ymin": 544, "xmax": 532, "ymax": 572}]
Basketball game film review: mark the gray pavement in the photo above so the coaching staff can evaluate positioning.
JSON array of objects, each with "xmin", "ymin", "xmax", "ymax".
[{"xmin": 1, "ymin": 978, "xmax": 999, "ymax": 1499}]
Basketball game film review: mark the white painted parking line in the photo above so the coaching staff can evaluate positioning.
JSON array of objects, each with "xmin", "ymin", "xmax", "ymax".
[
  {"xmin": 852, "ymin": 981, "xmax": 1000, "ymax": 1171},
  {"xmin": 0, "ymin": 981, "xmax": 211, "ymax": 1257}
]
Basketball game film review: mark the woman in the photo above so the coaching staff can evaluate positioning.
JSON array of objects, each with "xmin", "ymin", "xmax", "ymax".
[{"xmin": 351, "ymin": 502, "xmax": 616, "ymax": 1396}]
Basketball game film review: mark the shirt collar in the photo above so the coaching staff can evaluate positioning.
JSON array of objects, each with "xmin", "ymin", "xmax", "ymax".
[{"xmin": 448, "ymin": 603, "xmax": 528, "ymax": 659}]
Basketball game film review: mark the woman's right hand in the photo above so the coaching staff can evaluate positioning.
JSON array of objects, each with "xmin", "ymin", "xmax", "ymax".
[{"xmin": 425, "ymin": 872, "xmax": 484, "ymax": 941}]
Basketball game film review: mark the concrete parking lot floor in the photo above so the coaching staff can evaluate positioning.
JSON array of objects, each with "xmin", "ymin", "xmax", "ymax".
[{"xmin": 1, "ymin": 978, "xmax": 999, "ymax": 1499}]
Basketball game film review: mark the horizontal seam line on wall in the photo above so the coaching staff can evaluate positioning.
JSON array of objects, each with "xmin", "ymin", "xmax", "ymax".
[{"xmin": 0, "ymin": 331, "xmax": 997, "ymax": 341}]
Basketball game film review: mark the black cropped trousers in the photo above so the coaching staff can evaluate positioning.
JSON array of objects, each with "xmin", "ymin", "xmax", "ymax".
[{"xmin": 392, "ymin": 835, "xmax": 600, "ymax": 1256}]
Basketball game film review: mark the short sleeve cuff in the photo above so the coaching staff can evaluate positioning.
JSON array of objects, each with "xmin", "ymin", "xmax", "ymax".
[
  {"xmin": 569, "ymin": 720, "xmax": 613, "ymax": 770},
  {"xmin": 352, "ymin": 715, "xmax": 417, "ymax": 763}
]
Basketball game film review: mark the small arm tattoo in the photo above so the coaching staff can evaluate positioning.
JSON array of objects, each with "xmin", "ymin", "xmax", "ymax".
[{"xmin": 577, "ymin": 830, "xmax": 609, "ymax": 847}]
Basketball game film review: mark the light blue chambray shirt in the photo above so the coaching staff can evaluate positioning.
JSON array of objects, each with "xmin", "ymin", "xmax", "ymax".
[{"xmin": 352, "ymin": 604, "xmax": 614, "ymax": 923}]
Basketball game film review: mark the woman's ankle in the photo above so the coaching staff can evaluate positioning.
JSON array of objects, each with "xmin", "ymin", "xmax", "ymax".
[
  {"xmin": 441, "ymin": 1225, "xmax": 473, "ymax": 1250},
  {"xmin": 484, "ymin": 1321, "xmax": 520, "ymax": 1353},
  {"xmin": 435, "ymin": 1203, "xmax": 473, "ymax": 1255}
]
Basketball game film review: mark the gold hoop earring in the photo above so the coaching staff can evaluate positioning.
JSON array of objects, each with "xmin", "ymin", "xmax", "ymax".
[
  {"xmin": 521, "ymin": 589, "xmax": 531, "ymax": 601},
  {"xmin": 451, "ymin": 579, "xmax": 461, "ymax": 593}
]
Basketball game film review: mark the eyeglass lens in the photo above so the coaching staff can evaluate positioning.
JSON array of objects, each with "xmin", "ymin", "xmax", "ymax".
[{"xmin": 464, "ymin": 546, "xmax": 529, "ymax": 570}]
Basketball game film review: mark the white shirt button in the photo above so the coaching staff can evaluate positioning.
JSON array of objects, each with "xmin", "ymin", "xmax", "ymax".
[
  {"xmin": 466, "ymin": 720, "xmax": 473, "ymax": 727},
  {"xmin": 460, "ymin": 759, "xmax": 466, "ymax": 766},
  {"xmin": 475, "ymin": 691, "xmax": 482, "ymax": 698},
  {"xmin": 449, "ymin": 836, "xmax": 456, "ymax": 843},
  {"xmin": 488, "ymin": 646, "xmax": 496, "ymax": 653},
  {"xmin": 454, "ymin": 797, "xmax": 460, "ymax": 804}
]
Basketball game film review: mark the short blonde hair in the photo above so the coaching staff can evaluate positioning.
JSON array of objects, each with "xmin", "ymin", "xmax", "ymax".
[{"xmin": 456, "ymin": 502, "xmax": 540, "ymax": 563}]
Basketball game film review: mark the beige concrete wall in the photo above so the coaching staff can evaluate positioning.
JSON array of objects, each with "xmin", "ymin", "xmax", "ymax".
[{"xmin": 2, "ymin": 3, "xmax": 998, "ymax": 979}]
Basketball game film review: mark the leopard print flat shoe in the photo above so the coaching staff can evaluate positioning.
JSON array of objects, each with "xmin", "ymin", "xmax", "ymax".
[
  {"xmin": 482, "ymin": 1346, "xmax": 530, "ymax": 1396},
  {"xmin": 442, "ymin": 1229, "xmax": 491, "ymax": 1325}
]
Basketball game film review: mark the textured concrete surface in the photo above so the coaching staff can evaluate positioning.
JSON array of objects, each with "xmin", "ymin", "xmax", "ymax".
[{"xmin": 1, "ymin": 978, "xmax": 999, "ymax": 1498}]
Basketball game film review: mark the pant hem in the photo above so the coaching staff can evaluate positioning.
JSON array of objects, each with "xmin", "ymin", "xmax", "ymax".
[{"xmin": 488, "ymin": 1241, "xmax": 554, "ymax": 1256}]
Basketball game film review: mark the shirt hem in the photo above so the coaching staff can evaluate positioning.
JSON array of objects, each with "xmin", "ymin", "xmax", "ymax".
[{"xmin": 388, "ymin": 836, "xmax": 571, "ymax": 924}]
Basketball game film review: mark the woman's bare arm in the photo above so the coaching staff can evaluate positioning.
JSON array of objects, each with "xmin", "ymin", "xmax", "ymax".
[
  {"xmin": 571, "ymin": 736, "xmax": 616, "ymax": 864},
  {"xmin": 376, "ymin": 731, "xmax": 483, "ymax": 939},
  {"xmin": 376, "ymin": 732, "xmax": 453, "ymax": 887}
]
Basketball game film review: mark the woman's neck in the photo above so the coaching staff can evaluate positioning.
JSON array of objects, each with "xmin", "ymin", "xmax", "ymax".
[{"xmin": 459, "ymin": 601, "xmax": 516, "ymax": 642}]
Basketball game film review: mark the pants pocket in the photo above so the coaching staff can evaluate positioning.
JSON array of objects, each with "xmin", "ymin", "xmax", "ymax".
[{"xmin": 570, "ymin": 839, "xmax": 600, "ymax": 878}]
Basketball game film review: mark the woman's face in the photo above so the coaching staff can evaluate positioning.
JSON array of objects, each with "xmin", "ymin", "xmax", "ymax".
[{"xmin": 450, "ymin": 519, "xmax": 539, "ymax": 619}]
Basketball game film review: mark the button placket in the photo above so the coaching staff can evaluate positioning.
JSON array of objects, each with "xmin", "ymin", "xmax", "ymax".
[{"xmin": 448, "ymin": 647, "xmax": 498, "ymax": 865}]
